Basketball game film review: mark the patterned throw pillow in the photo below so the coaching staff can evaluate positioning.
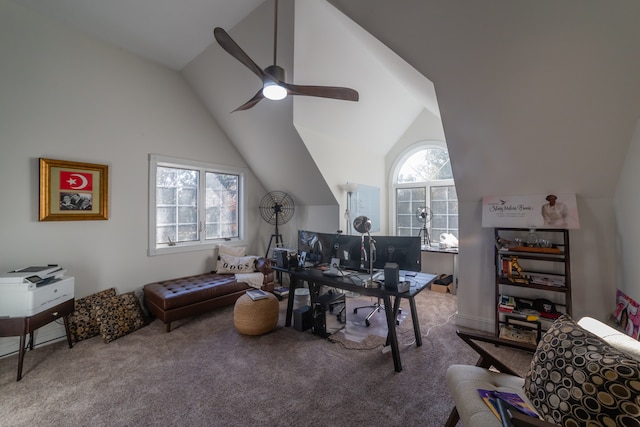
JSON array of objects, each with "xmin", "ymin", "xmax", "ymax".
[
  {"xmin": 524, "ymin": 314, "xmax": 640, "ymax": 426},
  {"xmin": 93, "ymin": 292, "xmax": 146, "ymax": 343},
  {"xmin": 69, "ymin": 288, "xmax": 117, "ymax": 342},
  {"xmin": 216, "ymin": 254, "xmax": 257, "ymax": 274}
]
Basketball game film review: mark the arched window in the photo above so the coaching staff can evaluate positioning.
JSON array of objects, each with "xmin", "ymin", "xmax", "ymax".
[{"xmin": 392, "ymin": 141, "xmax": 458, "ymax": 244}]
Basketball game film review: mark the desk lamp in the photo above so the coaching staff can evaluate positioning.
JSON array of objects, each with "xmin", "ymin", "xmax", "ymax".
[{"xmin": 354, "ymin": 215, "xmax": 377, "ymax": 288}]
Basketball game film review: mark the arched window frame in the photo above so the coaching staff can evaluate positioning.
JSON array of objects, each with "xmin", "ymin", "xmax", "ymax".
[{"xmin": 389, "ymin": 140, "xmax": 458, "ymax": 244}]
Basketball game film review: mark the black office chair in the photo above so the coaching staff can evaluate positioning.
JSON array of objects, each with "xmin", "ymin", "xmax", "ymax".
[
  {"xmin": 353, "ymin": 296, "xmax": 402, "ymax": 327},
  {"xmin": 353, "ymin": 297, "xmax": 383, "ymax": 327}
]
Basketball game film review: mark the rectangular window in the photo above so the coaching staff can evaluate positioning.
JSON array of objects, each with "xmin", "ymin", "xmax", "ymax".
[
  {"xmin": 430, "ymin": 185, "xmax": 458, "ymax": 239},
  {"xmin": 396, "ymin": 187, "xmax": 426, "ymax": 237},
  {"xmin": 395, "ymin": 184, "xmax": 458, "ymax": 242},
  {"xmin": 149, "ymin": 155, "xmax": 245, "ymax": 256}
]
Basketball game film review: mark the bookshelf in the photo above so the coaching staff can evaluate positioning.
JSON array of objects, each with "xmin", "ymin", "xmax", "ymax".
[{"xmin": 494, "ymin": 227, "xmax": 572, "ymax": 341}]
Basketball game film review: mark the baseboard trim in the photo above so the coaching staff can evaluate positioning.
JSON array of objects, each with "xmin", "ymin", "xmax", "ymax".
[
  {"xmin": 0, "ymin": 321, "xmax": 67, "ymax": 359},
  {"xmin": 453, "ymin": 313, "xmax": 494, "ymax": 334}
]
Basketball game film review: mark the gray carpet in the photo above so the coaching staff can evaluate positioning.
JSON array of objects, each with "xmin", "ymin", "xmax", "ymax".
[{"xmin": 0, "ymin": 291, "xmax": 531, "ymax": 426}]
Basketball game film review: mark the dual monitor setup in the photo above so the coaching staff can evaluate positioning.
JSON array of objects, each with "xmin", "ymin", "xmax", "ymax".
[{"xmin": 297, "ymin": 229, "xmax": 422, "ymax": 273}]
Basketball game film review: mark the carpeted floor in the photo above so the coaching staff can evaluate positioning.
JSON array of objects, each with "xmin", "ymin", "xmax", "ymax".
[{"xmin": 0, "ymin": 290, "xmax": 531, "ymax": 426}]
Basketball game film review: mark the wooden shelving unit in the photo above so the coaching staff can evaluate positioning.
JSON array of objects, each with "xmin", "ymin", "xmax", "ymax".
[{"xmin": 494, "ymin": 227, "xmax": 572, "ymax": 341}]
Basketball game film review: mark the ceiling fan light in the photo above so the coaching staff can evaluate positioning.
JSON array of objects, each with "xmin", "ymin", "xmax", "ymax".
[{"xmin": 263, "ymin": 82, "xmax": 287, "ymax": 100}]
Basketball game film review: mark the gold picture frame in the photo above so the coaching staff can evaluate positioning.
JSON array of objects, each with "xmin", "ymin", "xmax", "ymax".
[{"xmin": 39, "ymin": 158, "xmax": 109, "ymax": 221}]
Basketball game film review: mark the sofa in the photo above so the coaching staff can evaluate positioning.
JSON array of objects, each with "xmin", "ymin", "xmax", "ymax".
[
  {"xmin": 143, "ymin": 247, "xmax": 275, "ymax": 332},
  {"xmin": 446, "ymin": 314, "xmax": 640, "ymax": 427}
]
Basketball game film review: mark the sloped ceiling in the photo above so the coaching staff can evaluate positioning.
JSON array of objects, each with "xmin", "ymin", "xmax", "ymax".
[
  {"xmin": 10, "ymin": 0, "xmax": 640, "ymax": 208},
  {"xmin": 9, "ymin": 0, "xmax": 265, "ymax": 70},
  {"xmin": 329, "ymin": 0, "xmax": 640, "ymax": 201},
  {"xmin": 9, "ymin": 0, "xmax": 439, "ymax": 210},
  {"xmin": 184, "ymin": 0, "xmax": 439, "ymax": 208}
]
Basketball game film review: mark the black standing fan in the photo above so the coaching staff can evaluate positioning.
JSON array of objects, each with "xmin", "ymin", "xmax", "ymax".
[
  {"xmin": 416, "ymin": 207, "xmax": 433, "ymax": 246},
  {"xmin": 260, "ymin": 191, "xmax": 295, "ymax": 257}
]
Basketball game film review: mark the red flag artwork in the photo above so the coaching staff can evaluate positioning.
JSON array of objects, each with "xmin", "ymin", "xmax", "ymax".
[{"xmin": 59, "ymin": 171, "xmax": 93, "ymax": 191}]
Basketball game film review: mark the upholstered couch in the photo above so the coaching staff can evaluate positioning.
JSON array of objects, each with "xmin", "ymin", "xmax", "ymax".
[
  {"xmin": 446, "ymin": 314, "xmax": 640, "ymax": 427},
  {"xmin": 143, "ymin": 248, "xmax": 275, "ymax": 332}
]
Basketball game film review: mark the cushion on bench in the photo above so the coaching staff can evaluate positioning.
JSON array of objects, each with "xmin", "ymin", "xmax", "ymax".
[{"xmin": 144, "ymin": 273, "xmax": 249, "ymax": 311}]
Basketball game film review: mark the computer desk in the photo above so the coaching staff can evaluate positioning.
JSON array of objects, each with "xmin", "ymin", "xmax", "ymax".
[{"xmin": 284, "ymin": 268, "xmax": 436, "ymax": 372}]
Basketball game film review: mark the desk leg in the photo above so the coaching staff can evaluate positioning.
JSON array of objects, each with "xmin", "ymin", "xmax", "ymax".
[
  {"xmin": 409, "ymin": 296, "xmax": 422, "ymax": 347},
  {"xmin": 385, "ymin": 297, "xmax": 402, "ymax": 347},
  {"xmin": 383, "ymin": 294, "xmax": 402, "ymax": 372},
  {"xmin": 17, "ymin": 333, "xmax": 26, "ymax": 381},
  {"xmin": 63, "ymin": 315, "xmax": 74, "ymax": 348},
  {"xmin": 452, "ymin": 253, "xmax": 458, "ymax": 295},
  {"xmin": 285, "ymin": 276, "xmax": 299, "ymax": 327}
]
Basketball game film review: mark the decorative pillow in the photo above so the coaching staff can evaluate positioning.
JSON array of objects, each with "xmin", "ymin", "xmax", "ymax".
[
  {"xmin": 68, "ymin": 288, "xmax": 117, "ymax": 342},
  {"xmin": 216, "ymin": 254, "xmax": 257, "ymax": 274},
  {"xmin": 218, "ymin": 244, "xmax": 246, "ymax": 257},
  {"xmin": 93, "ymin": 292, "xmax": 146, "ymax": 343},
  {"xmin": 524, "ymin": 314, "xmax": 640, "ymax": 426}
]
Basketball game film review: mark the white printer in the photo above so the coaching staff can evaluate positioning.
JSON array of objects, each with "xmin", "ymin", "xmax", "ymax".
[{"xmin": 0, "ymin": 266, "xmax": 75, "ymax": 317}]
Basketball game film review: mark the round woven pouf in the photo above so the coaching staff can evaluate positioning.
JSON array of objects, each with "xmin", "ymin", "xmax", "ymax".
[{"xmin": 233, "ymin": 292, "xmax": 279, "ymax": 335}]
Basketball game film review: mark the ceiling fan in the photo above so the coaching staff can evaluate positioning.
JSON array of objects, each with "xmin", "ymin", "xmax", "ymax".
[{"xmin": 213, "ymin": 0, "xmax": 359, "ymax": 112}]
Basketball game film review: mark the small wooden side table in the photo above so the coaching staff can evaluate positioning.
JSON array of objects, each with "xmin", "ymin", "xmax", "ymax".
[{"xmin": 0, "ymin": 298, "xmax": 74, "ymax": 381}]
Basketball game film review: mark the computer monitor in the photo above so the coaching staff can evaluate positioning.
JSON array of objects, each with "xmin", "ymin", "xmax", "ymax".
[
  {"xmin": 329, "ymin": 233, "xmax": 364, "ymax": 270},
  {"xmin": 298, "ymin": 230, "xmax": 363, "ymax": 268},
  {"xmin": 365, "ymin": 235, "xmax": 422, "ymax": 272},
  {"xmin": 298, "ymin": 230, "xmax": 324, "ymax": 264}
]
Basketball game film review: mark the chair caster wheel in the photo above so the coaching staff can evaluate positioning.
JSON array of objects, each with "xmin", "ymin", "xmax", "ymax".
[{"xmin": 365, "ymin": 319, "xmax": 371, "ymax": 327}]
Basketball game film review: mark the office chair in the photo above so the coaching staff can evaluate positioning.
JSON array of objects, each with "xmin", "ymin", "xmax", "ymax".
[
  {"xmin": 353, "ymin": 298, "xmax": 383, "ymax": 327},
  {"xmin": 353, "ymin": 295, "xmax": 401, "ymax": 327}
]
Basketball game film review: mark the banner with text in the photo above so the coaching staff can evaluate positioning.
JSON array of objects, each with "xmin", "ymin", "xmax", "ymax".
[{"xmin": 482, "ymin": 194, "xmax": 580, "ymax": 229}]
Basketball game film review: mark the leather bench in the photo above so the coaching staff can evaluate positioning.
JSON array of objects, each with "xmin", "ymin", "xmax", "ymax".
[{"xmin": 143, "ymin": 260, "xmax": 274, "ymax": 332}]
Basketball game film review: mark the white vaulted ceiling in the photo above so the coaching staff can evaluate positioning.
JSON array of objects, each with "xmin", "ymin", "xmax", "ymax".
[
  {"xmin": 9, "ymin": 0, "xmax": 640, "ymax": 207},
  {"xmin": 10, "ymin": 0, "xmax": 265, "ymax": 70},
  {"xmin": 9, "ymin": 0, "xmax": 438, "ymax": 208}
]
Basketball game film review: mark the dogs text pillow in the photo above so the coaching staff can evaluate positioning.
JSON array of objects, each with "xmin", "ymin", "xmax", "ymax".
[{"xmin": 216, "ymin": 254, "xmax": 256, "ymax": 274}]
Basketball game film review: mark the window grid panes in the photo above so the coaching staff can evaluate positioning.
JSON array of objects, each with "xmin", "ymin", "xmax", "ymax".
[
  {"xmin": 205, "ymin": 172, "xmax": 239, "ymax": 240},
  {"xmin": 394, "ymin": 146, "xmax": 458, "ymax": 242},
  {"xmin": 151, "ymin": 157, "xmax": 242, "ymax": 254},
  {"xmin": 430, "ymin": 185, "xmax": 458, "ymax": 239},
  {"xmin": 156, "ymin": 167, "xmax": 200, "ymax": 244},
  {"xmin": 396, "ymin": 187, "xmax": 426, "ymax": 237}
]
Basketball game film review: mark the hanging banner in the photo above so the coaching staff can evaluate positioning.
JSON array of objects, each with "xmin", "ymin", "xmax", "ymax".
[{"xmin": 482, "ymin": 194, "xmax": 580, "ymax": 229}]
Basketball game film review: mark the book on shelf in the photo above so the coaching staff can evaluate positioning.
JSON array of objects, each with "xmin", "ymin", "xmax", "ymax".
[
  {"xmin": 246, "ymin": 289, "xmax": 269, "ymax": 301},
  {"xmin": 499, "ymin": 325, "xmax": 537, "ymax": 345},
  {"xmin": 273, "ymin": 286, "xmax": 289, "ymax": 297},
  {"xmin": 499, "ymin": 295, "xmax": 517, "ymax": 307},
  {"xmin": 477, "ymin": 389, "xmax": 540, "ymax": 425},
  {"xmin": 527, "ymin": 273, "xmax": 565, "ymax": 287},
  {"xmin": 498, "ymin": 304, "xmax": 515, "ymax": 313}
]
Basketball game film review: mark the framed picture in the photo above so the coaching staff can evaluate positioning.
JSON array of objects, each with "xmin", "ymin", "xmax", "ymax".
[{"xmin": 39, "ymin": 158, "xmax": 109, "ymax": 221}]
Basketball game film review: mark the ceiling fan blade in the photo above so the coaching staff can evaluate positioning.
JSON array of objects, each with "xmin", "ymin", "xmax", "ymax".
[
  {"xmin": 232, "ymin": 89, "xmax": 265, "ymax": 112},
  {"xmin": 213, "ymin": 27, "xmax": 267, "ymax": 82},
  {"xmin": 281, "ymin": 82, "xmax": 359, "ymax": 102}
]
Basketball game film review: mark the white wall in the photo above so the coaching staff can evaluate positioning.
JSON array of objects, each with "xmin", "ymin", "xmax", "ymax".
[
  {"xmin": 327, "ymin": 0, "xmax": 640, "ymax": 331},
  {"xmin": 615, "ymin": 118, "xmax": 640, "ymax": 303},
  {"xmin": 0, "ymin": 1, "xmax": 267, "ymax": 353}
]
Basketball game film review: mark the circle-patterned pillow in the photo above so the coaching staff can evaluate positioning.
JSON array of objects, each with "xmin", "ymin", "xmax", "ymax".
[
  {"xmin": 68, "ymin": 288, "xmax": 117, "ymax": 342},
  {"xmin": 93, "ymin": 292, "xmax": 146, "ymax": 343},
  {"xmin": 524, "ymin": 314, "xmax": 640, "ymax": 426}
]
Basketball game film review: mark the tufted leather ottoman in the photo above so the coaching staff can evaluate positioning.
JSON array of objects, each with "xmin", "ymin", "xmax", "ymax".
[
  {"xmin": 144, "ymin": 273, "xmax": 250, "ymax": 332},
  {"xmin": 233, "ymin": 293, "xmax": 279, "ymax": 336}
]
